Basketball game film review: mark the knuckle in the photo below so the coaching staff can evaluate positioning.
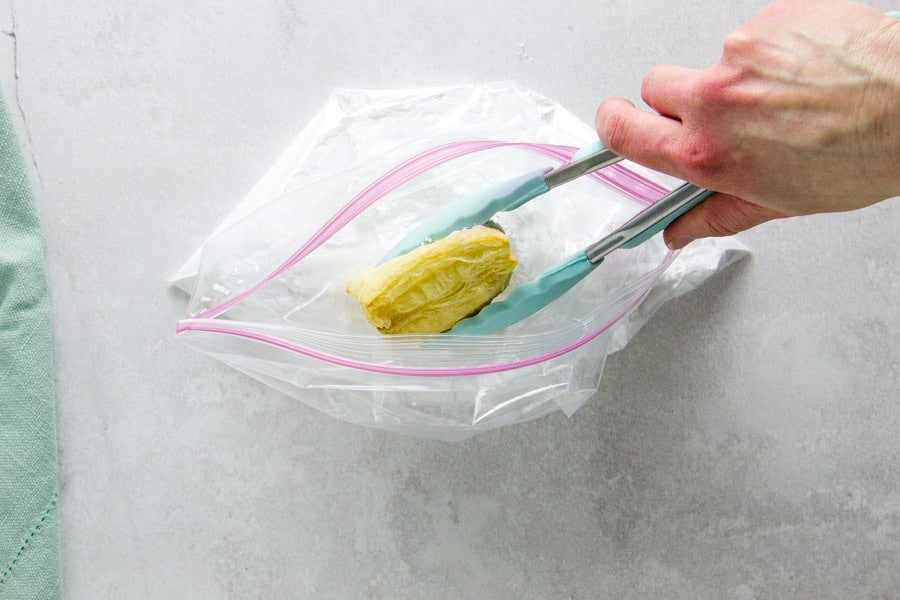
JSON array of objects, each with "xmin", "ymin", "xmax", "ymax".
[
  {"xmin": 703, "ymin": 212, "xmax": 745, "ymax": 237},
  {"xmin": 690, "ymin": 71, "xmax": 730, "ymax": 107},
  {"xmin": 692, "ymin": 78, "xmax": 717, "ymax": 105},
  {"xmin": 639, "ymin": 66, "xmax": 663, "ymax": 103},
  {"xmin": 675, "ymin": 138, "xmax": 727, "ymax": 181},
  {"xmin": 702, "ymin": 196, "xmax": 772, "ymax": 237},
  {"xmin": 597, "ymin": 106, "xmax": 632, "ymax": 153},
  {"xmin": 722, "ymin": 29, "xmax": 752, "ymax": 57}
]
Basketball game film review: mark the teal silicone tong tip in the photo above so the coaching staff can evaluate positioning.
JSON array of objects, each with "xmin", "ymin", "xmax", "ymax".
[
  {"xmin": 380, "ymin": 140, "xmax": 714, "ymax": 335},
  {"xmin": 379, "ymin": 141, "xmax": 624, "ymax": 263},
  {"xmin": 449, "ymin": 253, "xmax": 598, "ymax": 335},
  {"xmin": 378, "ymin": 169, "xmax": 551, "ymax": 263}
]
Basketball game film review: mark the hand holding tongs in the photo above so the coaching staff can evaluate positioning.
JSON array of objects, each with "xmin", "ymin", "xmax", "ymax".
[{"xmin": 381, "ymin": 141, "xmax": 714, "ymax": 335}]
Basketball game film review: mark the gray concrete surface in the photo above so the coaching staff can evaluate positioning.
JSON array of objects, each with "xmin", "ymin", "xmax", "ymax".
[{"xmin": 4, "ymin": 1, "xmax": 897, "ymax": 598}]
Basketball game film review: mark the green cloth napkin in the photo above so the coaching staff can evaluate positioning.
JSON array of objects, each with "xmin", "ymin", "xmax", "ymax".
[{"xmin": 0, "ymin": 95, "xmax": 59, "ymax": 599}]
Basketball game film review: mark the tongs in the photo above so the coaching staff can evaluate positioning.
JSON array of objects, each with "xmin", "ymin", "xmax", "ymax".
[{"xmin": 380, "ymin": 141, "xmax": 714, "ymax": 335}]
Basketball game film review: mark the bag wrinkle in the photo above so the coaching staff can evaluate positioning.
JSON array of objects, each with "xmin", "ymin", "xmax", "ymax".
[{"xmin": 172, "ymin": 83, "xmax": 748, "ymax": 439}]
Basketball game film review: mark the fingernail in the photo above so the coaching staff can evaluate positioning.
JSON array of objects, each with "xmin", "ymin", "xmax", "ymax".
[{"xmin": 666, "ymin": 236, "xmax": 694, "ymax": 250}]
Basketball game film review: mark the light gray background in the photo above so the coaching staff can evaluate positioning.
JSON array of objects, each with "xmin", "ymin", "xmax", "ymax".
[{"xmin": 3, "ymin": 1, "xmax": 898, "ymax": 598}]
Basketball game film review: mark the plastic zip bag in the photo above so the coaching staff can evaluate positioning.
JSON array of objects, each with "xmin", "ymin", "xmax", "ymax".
[{"xmin": 172, "ymin": 83, "xmax": 748, "ymax": 440}]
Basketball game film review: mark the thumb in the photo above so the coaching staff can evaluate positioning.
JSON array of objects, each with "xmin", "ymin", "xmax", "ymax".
[{"xmin": 663, "ymin": 193, "xmax": 786, "ymax": 249}]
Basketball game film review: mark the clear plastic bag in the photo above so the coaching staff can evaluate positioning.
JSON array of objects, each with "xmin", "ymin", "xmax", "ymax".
[{"xmin": 173, "ymin": 83, "xmax": 748, "ymax": 440}]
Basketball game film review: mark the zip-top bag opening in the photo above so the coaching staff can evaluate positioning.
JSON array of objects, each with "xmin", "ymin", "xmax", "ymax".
[{"xmin": 172, "ymin": 84, "xmax": 748, "ymax": 440}]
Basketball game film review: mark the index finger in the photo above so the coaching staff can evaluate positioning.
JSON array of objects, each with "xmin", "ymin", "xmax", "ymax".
[{"xmin": 594, "ymin": 97, "xmax": 688, "ymax": 179}]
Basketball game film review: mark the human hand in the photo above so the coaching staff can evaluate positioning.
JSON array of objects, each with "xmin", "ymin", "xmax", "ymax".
[{"xmin": 595, "ymin": 0, "xmax": 900, "ymax": 249}]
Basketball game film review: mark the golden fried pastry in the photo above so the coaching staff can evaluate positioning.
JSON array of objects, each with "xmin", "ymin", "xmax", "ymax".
[{"xmin": 346, "ymin": 226, "xmax": 518, "ymax": 334}]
